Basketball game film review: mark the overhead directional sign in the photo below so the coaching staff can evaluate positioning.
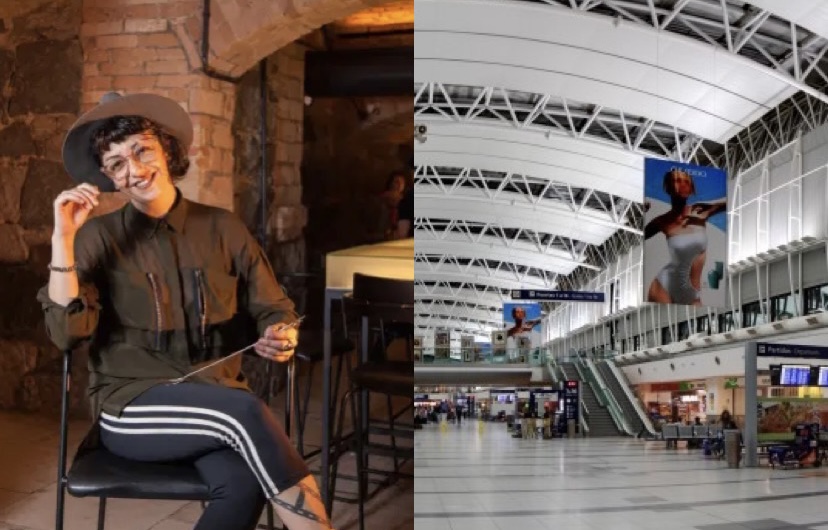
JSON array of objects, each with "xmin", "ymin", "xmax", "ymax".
[
  {"xmin": 510, "ymin": 289, "xmax": 605, "ymax": 302},
  {"xmin": 757, "ymin": 343, "xmax": 828, "ymax": 359}
]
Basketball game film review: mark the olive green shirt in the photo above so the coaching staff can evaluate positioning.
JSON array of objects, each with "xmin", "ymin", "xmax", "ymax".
[{"xmin": 37, "ymin": 190, "xmax": 297, "ymax": 418}]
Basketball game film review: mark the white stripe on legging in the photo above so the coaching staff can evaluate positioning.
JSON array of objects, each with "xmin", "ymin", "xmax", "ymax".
[
  {"xmin": 99, "ymin": 412, "xmax": 266, "ymax": 490},
  {"xmin": 119, "ymin": 405, "xmax": 279, "ymax": 495},
  {"xmin": 101, "ymin": 406, "xmax": 279, "ymax": 496},
  {"xmin": 98, "ymin": 421, "xmax": 272, "ymax": 497}
]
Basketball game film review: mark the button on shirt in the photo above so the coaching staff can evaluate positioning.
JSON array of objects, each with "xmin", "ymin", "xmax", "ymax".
[{"xmin": 37, "ymin": 190, "xmax": 297, "ymax": 418}]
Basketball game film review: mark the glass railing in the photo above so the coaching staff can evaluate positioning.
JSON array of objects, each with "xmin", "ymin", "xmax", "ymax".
[
  {"xmin": 548, "ymin": 347, "xmax": 619, "ymax": 363},
  {"xmin": 415, "ymin": 347, "xmax": 549, "ymax": 366}
]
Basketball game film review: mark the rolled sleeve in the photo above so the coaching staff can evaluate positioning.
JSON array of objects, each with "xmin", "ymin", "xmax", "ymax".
[{"xmin": 36, "ymin": 282, "xmax": 101, "ymax": 351}]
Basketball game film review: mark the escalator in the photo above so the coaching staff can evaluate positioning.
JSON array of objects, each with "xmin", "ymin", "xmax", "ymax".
[
  {"xmin": 595, "ymin": 359, "xmax": 655, "ymax": 438},
  {"xmin": 560, "ymin": 362, "xmax": 621, "ymax": 437}
]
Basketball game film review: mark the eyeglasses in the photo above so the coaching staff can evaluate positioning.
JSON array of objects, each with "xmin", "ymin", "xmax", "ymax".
[{"xmin": 101, "ymin": 143, "xmax": 162, "ymax": 181}]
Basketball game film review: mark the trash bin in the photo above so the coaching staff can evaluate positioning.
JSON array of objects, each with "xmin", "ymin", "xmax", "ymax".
[
  {"xmin": 724, "ymin": 430, "xmax": 741, "ymax": 468},
  {"xmin": 567, "ymin": 419, "xmax": 576, "ymax": 439}
]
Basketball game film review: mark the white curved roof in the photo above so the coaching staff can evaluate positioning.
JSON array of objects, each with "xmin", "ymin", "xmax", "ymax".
[
  {"xmin": 414, "ymin": 230, "xmax": 595, "ymax": 275},
  {"xmin": 748, "ymin": 1, "xmax": 828, "ymax": 42},
  {"xmin": 416, "ymin": 0, "xmax": 796, "ymax": 142},
  {"xmin": 415, "ymin": 284, "xmax": 508, "ymax": 307},
  {"xmin": 415, "ymin": 190, "xmax": 619, "ymax": 245},
  {"xmin": 416, "ymin": 303, "xmax": 502, "ymax": 324},
  {"xmin": 413, "ymin": 0, "xmax": 828, "ymax": 338},
  {"xmin": 414, "ymin": 265, "xmax": 554, "ymax": 290},
  {"xmin": 417, "ymin": 122, "xmax": 644, "ymax": 202}
]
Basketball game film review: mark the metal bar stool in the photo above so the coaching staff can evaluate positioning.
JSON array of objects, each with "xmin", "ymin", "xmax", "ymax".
[
  {"xmin": 329, "ymin": 273, "xmax": 414, "ymax": 528},
  {"xmin": 277, "ymin": 272, "xmax": 355, "ymax": 460}
]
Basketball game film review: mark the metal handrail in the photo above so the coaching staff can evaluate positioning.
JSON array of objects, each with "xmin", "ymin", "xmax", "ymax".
[
  {"xmin": 545, "ymin": 354, "xmax": 560, "ymax": 383},
  {"xmin": 604, "ymin": 358, "xmax": 657, "ymax": 437}
]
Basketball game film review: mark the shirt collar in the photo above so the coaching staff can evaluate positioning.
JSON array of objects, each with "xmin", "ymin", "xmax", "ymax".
[{"xmin": 124, "ymin": 188, "xmax": 188, "ymax": 238}]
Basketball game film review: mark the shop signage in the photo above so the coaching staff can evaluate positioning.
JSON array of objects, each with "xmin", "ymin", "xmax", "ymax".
[{"xmin": 651, "ymin": 382, "xmax": 680, "ymax": 392}]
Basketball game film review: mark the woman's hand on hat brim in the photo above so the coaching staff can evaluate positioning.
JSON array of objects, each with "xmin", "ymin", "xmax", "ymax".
[{"xmin": 53, "ymin": 183, "xmax": 100, "ymax": 239}]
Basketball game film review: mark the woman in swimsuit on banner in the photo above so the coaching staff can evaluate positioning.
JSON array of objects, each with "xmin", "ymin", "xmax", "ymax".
[{"xmin": 644, "ymin": 169, "xmax": 726, "ymax": 305}]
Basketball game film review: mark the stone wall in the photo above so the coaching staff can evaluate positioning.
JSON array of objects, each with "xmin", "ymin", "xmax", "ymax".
[
  {"xmin": 0, "ymin": 0, "xmax": 90, "ymax": 415},
  {"xmin": 233, "ymin": 43, "xmax": 307, "ymax": 275},
  {"xmin": 0, "ymin": 0, "xmax": 404, "ymax": 417},
  {"xmin": 302, "ymin": 95, "xmax": 413, "ymax": 267}
]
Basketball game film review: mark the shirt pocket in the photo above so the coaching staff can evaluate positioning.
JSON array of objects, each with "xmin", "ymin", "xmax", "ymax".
[
  {"xmin": 196, "ymin": 267, "xmax": 239, "ymax": 325},
  {"xmin": 107, "ymin": 269, "xmax": 172, "ymax": 331}
]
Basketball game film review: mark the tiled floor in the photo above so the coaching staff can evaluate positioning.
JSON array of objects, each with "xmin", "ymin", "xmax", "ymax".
[
  {"xmin": 0, "ymin": 360, "xmax": 413, "ymax": 530},
  {"xmin": 415, "ymin": 420, "xmax": 828, "ymax": 530}
]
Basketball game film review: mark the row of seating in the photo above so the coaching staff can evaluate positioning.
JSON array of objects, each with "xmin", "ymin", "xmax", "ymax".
[{"xmin": 661, "ymin": 424, "xmax": 726, "ymax": 447}]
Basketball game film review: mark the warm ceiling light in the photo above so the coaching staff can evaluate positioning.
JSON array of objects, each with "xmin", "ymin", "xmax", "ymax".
[{"xmin": 337, "ymin": 0, "xmax": 414, "ymax": 28}]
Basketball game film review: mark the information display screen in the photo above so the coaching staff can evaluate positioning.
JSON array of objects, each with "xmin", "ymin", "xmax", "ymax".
[
  {"xmin": 819, "ymin": 367, "xmax": 828, "ymax": 387},
  {"xmin": 768, "ymin": 364, "xmax": 828, "ymax": 386},
  {"xmin": 780, "ymin": 364, "xmax": 812, "ymax": 386}
]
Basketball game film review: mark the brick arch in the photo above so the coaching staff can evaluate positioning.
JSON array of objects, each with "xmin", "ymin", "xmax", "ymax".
[
  {"xmin": 79, "ymin": 0, "xmax": 390, "ymax": 212},
  {"xmin": 195, "ymin": 0, "xmax": 392, "ymax": 78}
]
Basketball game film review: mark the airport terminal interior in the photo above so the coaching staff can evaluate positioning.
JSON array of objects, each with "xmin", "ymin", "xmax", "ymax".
[{"xmin": 414, "ymin": 0, "xmax": 828, "ymax": 529}]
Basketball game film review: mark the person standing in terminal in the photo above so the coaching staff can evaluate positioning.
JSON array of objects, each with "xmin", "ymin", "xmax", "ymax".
[
  {"xmin": 438, "ymin": 400, "xmax": 449, "ymax": 424},
  {"xmin": 644, "ymin": 169, "xmax": 726, "ymax": 305}
]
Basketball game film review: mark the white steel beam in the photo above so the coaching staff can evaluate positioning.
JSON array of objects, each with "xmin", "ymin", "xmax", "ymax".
[
  {"xmin": 416, "ymin": 303, "xmax": 503, "ymax": 324},
  {"xmin": 414, "ymin": 231, "xmax": 599, "ymax": 275},
  {"xmin": 413, "ymin": 120, "xmax": 645, "ymax": 202},
  {"xmin": 416, "ymin": 314, "xmax": 502, "ymax": 330},
  {"xmin": 415, "ymin": 190, "xmax": 623, "ymax": 245},
  {"xmin": 414, "ymin": 265, "xmax": 555, "ymax": 290},
  {"xmin": 415, "ymin": 325, "xmax": 492, "ymax": 340}
]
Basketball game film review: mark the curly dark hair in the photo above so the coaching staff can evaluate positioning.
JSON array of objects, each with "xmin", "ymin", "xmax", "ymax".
[{"xmin": 91, "ymin": 116, "xmax": 190, "ymax": 179}]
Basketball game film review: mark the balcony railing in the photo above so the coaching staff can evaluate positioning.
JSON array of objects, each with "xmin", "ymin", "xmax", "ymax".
[{"xmin": 415, "ymin": 348, "xmax": 549, "ymax": 366}]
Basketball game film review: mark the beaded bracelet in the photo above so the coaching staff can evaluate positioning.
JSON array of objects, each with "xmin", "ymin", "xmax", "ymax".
[{"xmin": 48, "ymin": 264, "xmax": 77, "ymax": 273}]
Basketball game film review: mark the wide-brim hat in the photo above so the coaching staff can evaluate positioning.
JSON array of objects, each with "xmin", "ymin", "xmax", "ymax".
[{"xmin": 62, "ymin": 92, "xmax": 193, "ymax": 192}]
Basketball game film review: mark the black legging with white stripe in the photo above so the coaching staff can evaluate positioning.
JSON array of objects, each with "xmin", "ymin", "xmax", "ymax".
[{"xmin": 99, "ymin": 382, "xmax": 309, "ymax": 530}]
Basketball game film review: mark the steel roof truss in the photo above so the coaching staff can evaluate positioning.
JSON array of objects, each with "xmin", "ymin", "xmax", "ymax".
[
  {"xmin": 414, "ymin": 83, "xmax": 703, "ymax": 160},
  {"xmin": 539, "ymin": 0, "xmax": 828, "ymax": 101}
]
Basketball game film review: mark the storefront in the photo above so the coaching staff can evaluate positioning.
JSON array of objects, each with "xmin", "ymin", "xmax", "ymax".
[{"xmin": 638, "ymin": 381, "xmax": 707, "ymax": 423}]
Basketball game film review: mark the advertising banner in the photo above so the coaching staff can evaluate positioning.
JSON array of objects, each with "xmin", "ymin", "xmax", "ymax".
[
  {"xmin": 502, "ymin": 303, "xmax": 542, "ymax": 359},
  {"xmin": 643, "ymin": 158, "xmax": 727, "ymax": 307}
]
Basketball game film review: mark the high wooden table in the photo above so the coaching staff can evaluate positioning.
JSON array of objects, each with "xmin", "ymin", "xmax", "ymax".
[{"xmin": 320, "ymin": 238, "xmax": 413, "ymax": 512}]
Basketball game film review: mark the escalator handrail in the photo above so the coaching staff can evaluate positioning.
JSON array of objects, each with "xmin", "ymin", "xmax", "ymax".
[
  {"xmin": 605, "ymin": 359, "xmax": 657, "ymax": 437},
  {"xmin": 579, "ymin": 355, "xmax": 631, "ymax": 435}
]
